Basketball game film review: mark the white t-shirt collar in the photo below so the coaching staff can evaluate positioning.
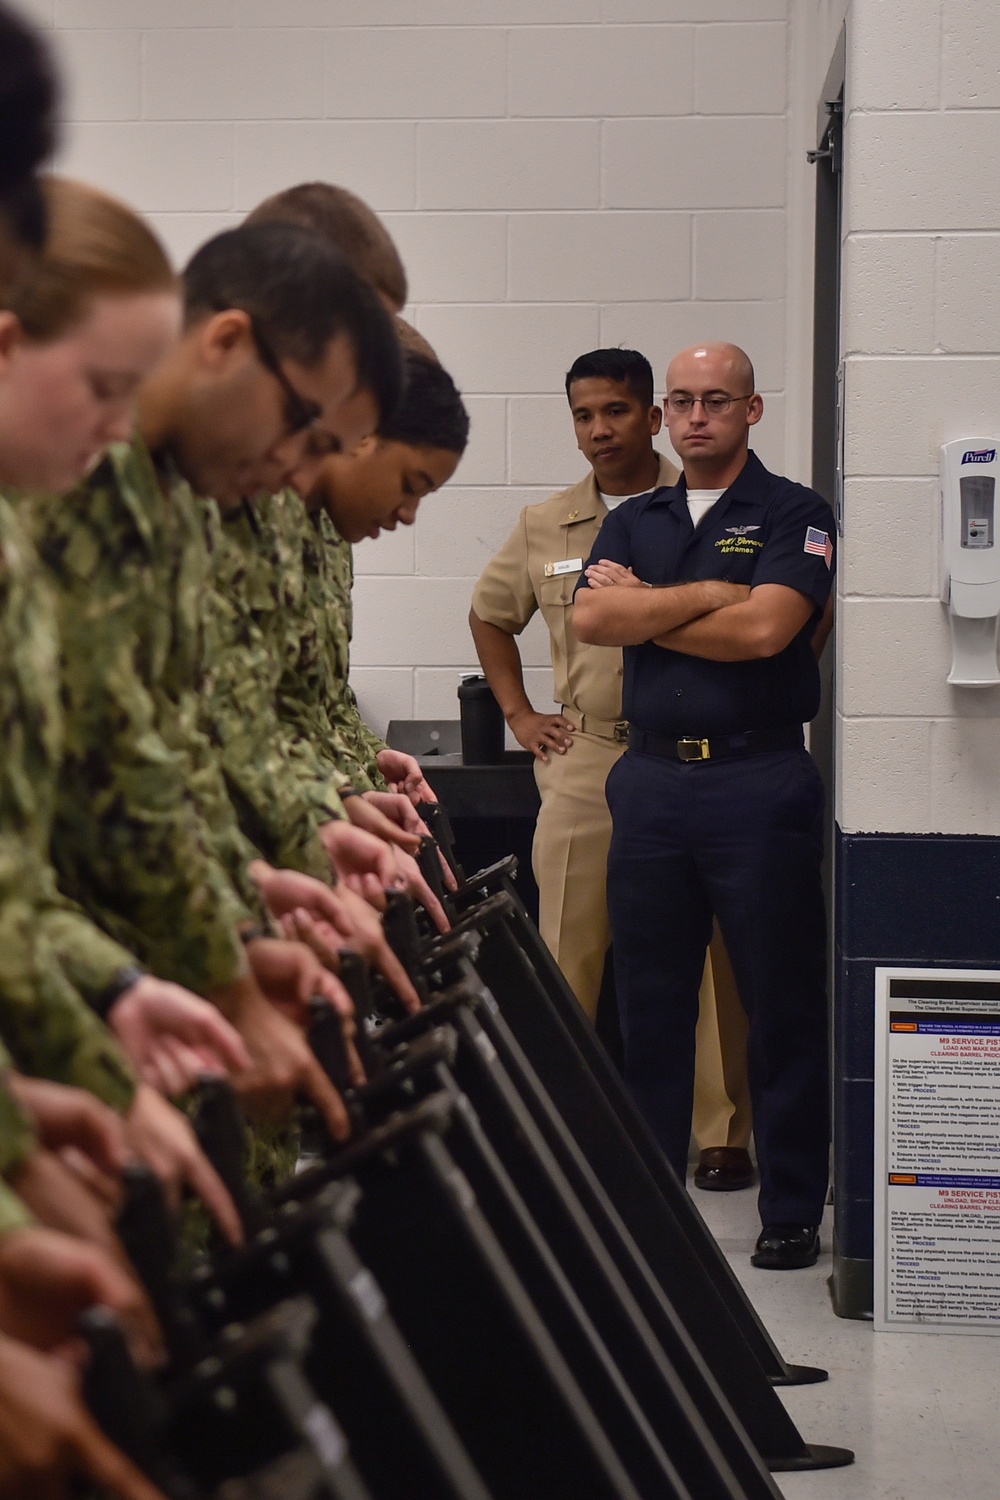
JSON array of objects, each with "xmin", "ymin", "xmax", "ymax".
[
  {"xmin": 599, "ymin": 487, "xmax": 655, "ymax": 512},
  {"xmin": 686, "ymin": 487, "xmax": 726, "ymax": 527}
]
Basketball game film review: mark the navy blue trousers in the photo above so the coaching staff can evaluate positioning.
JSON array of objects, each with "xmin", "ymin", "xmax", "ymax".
[{"xmin": 606, "ymin": 746, "xmax": 830, "ymax": 1226}]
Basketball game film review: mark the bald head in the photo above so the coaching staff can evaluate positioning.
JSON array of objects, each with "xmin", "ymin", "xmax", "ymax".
[
  {"xmin": 662, "ymin": 340, "xmax": 763, "ymax": 486},
  {"xmin": 666, "ymin": 341, "xmax": 755, "ymax": 396}
]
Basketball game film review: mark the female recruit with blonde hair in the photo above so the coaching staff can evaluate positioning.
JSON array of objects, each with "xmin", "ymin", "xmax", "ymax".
[
  {"xmin": 0, "ymin": 176, "xmax": 248, "ymax": 1247},
  {"xmin": 0, "ymin": 174, "xmax": 180, "ymax": 491}
]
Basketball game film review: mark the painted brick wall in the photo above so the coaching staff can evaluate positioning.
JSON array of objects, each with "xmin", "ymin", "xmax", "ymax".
[
  {"xmin": 22, "ymin": 0, "xmax": 792, "ymax": 736},
  {"xmin": 838, "ymin": 0, "xmax": 1000, "ymax": 835}
]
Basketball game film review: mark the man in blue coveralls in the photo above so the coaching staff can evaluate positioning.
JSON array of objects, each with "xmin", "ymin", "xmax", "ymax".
[{"xmin": 573, "ymin": 341, "xmax": 835, "ymax": 1269}]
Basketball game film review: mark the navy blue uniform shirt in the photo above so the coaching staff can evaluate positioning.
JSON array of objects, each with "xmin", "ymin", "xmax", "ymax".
[{"xmin": 574, "ymin": 451, "xmax": 836, "ymax": 737}]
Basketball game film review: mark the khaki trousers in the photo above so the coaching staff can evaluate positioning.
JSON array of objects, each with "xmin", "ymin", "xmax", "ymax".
[{"xmin": 532, "ymin": 731, "xmax": 751, "ymax": 1151}]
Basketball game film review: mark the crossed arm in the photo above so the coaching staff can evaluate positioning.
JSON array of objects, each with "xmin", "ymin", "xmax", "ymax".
[{"xmin": 573, "ymin": 560, "xmax": 817, "ymax": 662}]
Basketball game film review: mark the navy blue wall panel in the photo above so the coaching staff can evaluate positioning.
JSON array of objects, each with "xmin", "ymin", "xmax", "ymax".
[{"xmin": 834, "ymin": 828, "xmax": 1000, "ymax": 1300}]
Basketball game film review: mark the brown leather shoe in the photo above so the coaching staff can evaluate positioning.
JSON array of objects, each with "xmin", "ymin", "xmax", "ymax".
[{"xmin": 693, "ymin": 1147, "xmax": 755, "ymax": 1192}]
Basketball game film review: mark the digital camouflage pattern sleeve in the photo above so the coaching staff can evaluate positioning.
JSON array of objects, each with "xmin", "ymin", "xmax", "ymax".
[
  {"xmin": 0, "ymin": 1041, "xmax": 36, "ymax": 1178},
  {"xmin": 0, "ymin": 493, "xmax": 137, "ymax": 1002},
  {"xmin": 27, "ymin": 436, "xmax": 254, "ymax": 997},
  {"xmin": 0, "ymin": 496, "xmax": 137, "ymax": 1112},
  {"xmin": 198, "ymin": 495, "xmax": 346, "ymax": 880},
  {"xmin": 0, "ymin": 1180, "xmax": 32, "ymax": 1233},
  {"xmin": 247, "ymin": 489, "xmax": 376, "ymax": 793},
  {"xmin": 253, "ymin": 492, "xmax": 387, "ymax": 793},
  {"xmin": 149, "ymin": 473, "xmax": 274, "ymax": 919},
  {"xmin": 0, "ymin": 851, "xmax": 137, "ymax": 1111},
  {"xmin": 315, "ymin": 512, "xmax": 389, "ymax": 792}
]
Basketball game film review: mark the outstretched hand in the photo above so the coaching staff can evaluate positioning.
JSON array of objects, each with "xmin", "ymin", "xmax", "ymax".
[
  {"xmin": 389, "ymin": 847, "xmax": 450, "ymax": 935},
  {"xmin": 344, "ymin": 791, "xmax": 422, "ymax": 854},
  {"xmin": 245, "ymin": 935, "xmax": 354, "ymax": 1021},
  {"xmin": 108, "ymin": 976, "xmax": 252, "ymax": 1096},
  {"xmin": 376, "ymin": 748, "xmax": 437, "ymax": 805},
  {"xmin": 223, "ymin": 988, "xmax": 352, "ymax": 1144},
  {"xmin": 0, "ymin": 1331, "xmax": 168, "ymax": 1500},
  {"xmin": 0, "ymin": 1225, "xmax": 162, "ymax": 1368},
  {"xmin": 124, "ymin": 1085, "xmax": 243, "ymax": 1247},
  {"xmin": 319, "ymin": 821, "xmax": 397, "ymax": 906},
  {"xmin": 278, "ymin": 887, "xmax": 421, "ymax": 1013},
  {"xmin": 8, "ymin": 1076, "xmax": 126, "ymax": 1182}
]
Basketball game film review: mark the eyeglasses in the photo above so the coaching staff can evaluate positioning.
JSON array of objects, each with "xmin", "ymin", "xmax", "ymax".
[
  {"xmin": 665, "ymin": 393, "xmax": 753, "ymax": 416},
  {"xmin": 249, "ymin": 318, "xmax": 323, "ymax": 436}
]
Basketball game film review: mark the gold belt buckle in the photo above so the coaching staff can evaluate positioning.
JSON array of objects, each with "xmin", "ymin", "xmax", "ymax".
[
  {"xmin": 614, "ymin": 720, "xmax": 629, "ymax": 744},
  {"xmin": 677, "ymin": 737, "xmax": 711, "ymax": 762}
]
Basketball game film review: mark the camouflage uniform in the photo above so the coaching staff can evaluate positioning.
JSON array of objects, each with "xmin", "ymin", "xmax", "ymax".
[
  {"xmin": 0, "ymin": 1181, "xmax": 31, "ymax": 1234},
  {"xmin": 235, "ymin": 492, "xmax": 342, "ymax": 752},
  {"xmin": 28, "ymin": 438, "xmax": 257, "ymax": 997},
  {"xmin": 226, "ymin": 489, "xmax": 386, "ymax": 794},
  {"xmin": 0, "ymin": 496, "xmax": 137, "ymax": 1111},
  {"xmin": 31, "ymin": 445, "xmax": 341, "ymax": 1193},
  {"xmin": 0, "ymin": 1041, "xmax": 36, "ymax": 1178},
  {"xmin": 240, "ymin": 492, "xmax": 362, "ymax": 784},
  {"xmin": 0, "ymin": 1051, "xmax": 38, "ymax": 1230},
  {"xmin": 198, "ymin": 497, "xmax": 340, "ymax": 881},
  {"xmin": 315, "ymin": 513, "xmax": 388, "ymax": 791}
]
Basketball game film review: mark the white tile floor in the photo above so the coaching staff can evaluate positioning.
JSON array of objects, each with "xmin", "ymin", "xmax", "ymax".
[{"xmin": 692, "ymin": 1183, "xmax": 1000, "ymax": 1500}]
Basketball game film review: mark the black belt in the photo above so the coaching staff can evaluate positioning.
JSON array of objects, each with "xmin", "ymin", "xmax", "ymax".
[{"xmin": 627, "ymin": 725, "xmax": 803, "ymax": 763}]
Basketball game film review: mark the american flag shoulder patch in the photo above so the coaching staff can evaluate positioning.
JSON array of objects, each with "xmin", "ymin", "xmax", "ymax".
[{"xmin": 804, "ymin": 526, "xmax": 833, "ymax": 567}]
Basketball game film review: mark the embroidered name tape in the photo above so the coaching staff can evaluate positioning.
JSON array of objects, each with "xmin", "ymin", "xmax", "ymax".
[{"xmin": 544, "ymin": 557, "xmax": 583, "ymax": 578}]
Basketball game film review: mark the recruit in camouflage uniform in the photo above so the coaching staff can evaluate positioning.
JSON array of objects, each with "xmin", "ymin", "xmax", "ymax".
[
  {"xmin": 206, "ymin": 489, "xmax": 375, "ymax": 798},
  {"xmin": 256, "ymin": 491, "xmax": 354, "ymax": 781},
  {"xmin": 316, "ymin": 509, "xmax": 389, "ymax": 791},
  {"xmin": 216, "ymin": 487, "xmax": 389, "ymax": 796},
  {"xmin": 198, "ymin": 495, "xmax": 348, "ymax": 879},
  {"xmin": 0, "ymin": 494, "xmax": 138, "ymax": 1112},
  {"xmin": 32, "ymin": 434, "xmax": 353, "ymax": 1188},
  {"xmin": 27, "ymin": 434, "xmax": 264, "ymax": 997}
]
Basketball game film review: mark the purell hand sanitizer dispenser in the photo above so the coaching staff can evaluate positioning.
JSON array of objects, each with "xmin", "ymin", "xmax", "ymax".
[{"xmin": 939, "ymin": 439, "xmax": 1000, "ymax": 685}]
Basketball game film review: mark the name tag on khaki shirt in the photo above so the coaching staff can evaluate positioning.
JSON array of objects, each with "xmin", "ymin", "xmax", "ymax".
[{"xmin": 544, "ymin": 557, "xmax": 583, "ymax": 578}]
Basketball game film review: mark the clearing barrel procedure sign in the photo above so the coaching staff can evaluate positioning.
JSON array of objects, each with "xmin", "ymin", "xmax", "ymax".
[{"xmin": 875, "ymin": 967, "xmax": 1000, "ymax": 1334}]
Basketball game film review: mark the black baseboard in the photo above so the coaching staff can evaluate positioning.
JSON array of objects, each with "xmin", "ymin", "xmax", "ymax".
[{"xmin": 829, "ymin": 1250, "xmax": 873, "ymax": 1321}]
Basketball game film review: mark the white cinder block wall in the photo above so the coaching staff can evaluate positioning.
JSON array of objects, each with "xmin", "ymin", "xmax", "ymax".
[
  {"xmin": 23, "ymin": 0, "xmax": 797, "ymax": 736},
  {"xmin": 838, "ymin": 0, "xmax": 1000, "ymax": 835}
]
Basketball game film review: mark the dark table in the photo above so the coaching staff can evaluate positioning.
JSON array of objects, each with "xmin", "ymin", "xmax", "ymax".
[
  {"xmin": 386, "ymin": 720, "xmax": 540, "ymax": 923},
  {"xmin": 386, "ymin": 720, "xmax": 623, "ymax": 1066}
]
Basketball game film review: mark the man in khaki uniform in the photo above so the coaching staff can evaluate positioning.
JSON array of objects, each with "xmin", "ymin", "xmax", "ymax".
[{"xmin": 470, "ymin": 348, "xmax": 752, "ymax": 1186}]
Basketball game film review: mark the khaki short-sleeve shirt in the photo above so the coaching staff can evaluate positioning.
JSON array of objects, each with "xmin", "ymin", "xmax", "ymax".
[{"xmin": 472, "ymin": 455, "xmax": 678, "ymax": 723}]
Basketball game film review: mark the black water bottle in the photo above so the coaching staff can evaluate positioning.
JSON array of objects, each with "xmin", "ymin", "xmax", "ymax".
[{"xmin": 458, "ymin": 673, "xmax": 504, "ymax": 764}]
